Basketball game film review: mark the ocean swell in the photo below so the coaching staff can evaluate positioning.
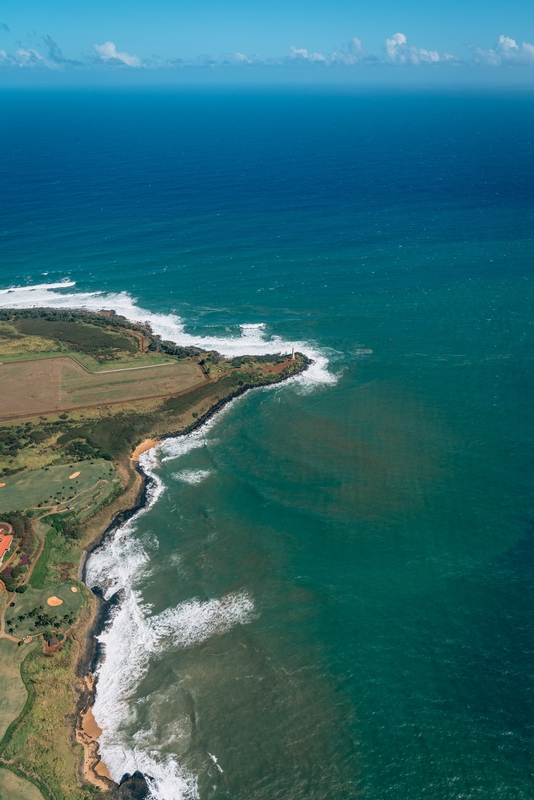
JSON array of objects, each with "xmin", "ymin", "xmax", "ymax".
[{"xmin": 85, "ymin": 447, "xmax": 255, "ymax": 800}]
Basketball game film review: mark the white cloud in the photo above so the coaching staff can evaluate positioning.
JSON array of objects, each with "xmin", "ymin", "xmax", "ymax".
[
  {"xmin": 289, "ymin": 34, "xmax": 450, "ymax": 68},
  {"xmin": 384, "ymin": 32, "xmax": 449, "ymax": 64},
  {"xmin": 221, "ymin": 52, "xmax": 252, "ymax": 64},
  {"xmin": 385, "ymin": 32, "xmax": 407, "ymax": 60},
  {"xmin": 0, "ymin": 45, "xmax": 58, "ymax": 69},
  {"xmin": 330, "ymin": 37, "xmax": 373, "ymax": 65},
  {"xmin": 288, "ymin": 37, "xmax": 375, "ymax": 66},
  {"xmin": 469, "ymin": 35, "xmax": 534, "ymax": 65},
  {"xmin": 349, "ymin": 37, "xmax": 365, "ymax": 54},
  {"xmin": 2, "ymin": 30, "xmax": 534, "ymax": 75},
  {"xmin": 93, "ymin": 41, "xmax": 142, "ymax": 67},
  {"xmin": 289, "ymin": 46, "xmax": 327, "ymax": 62}
]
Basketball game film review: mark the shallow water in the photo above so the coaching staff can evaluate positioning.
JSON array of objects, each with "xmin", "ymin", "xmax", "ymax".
[{"xmin": 1, "ymin": 89, "xmax": 534, "ymax": 799}]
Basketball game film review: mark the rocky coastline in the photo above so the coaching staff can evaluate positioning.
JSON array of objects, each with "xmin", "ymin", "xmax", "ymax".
[{"xmin": 74, "ymin": 356, "xmax": 312, "ymax": 795}]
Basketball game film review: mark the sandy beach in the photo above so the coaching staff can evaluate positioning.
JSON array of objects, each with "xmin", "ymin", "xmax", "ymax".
[
  {"xmin": 131, "ymin": 438, "xmax": 159, "ymax": 461},
  {"xmin": 77, "ymin": 675, "xmax": 114, "ymax": 791}
]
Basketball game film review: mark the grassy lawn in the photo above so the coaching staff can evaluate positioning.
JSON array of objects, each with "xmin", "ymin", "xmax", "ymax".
[
  {"xmin": 0, "ymin": 347, "xmax": 174, "ymax": 370},
  {"xmin": 0, "ymin": 350, "xmax": 63, "ymax": 364},
  {"xmin": 0, "ymin": 767, "xmax": 45, "ymax": 800},
  {"xmin": 71, "ymin": 351, "xmax": 176, "ymax": 371},
  {"xmin": 0, "ymin": 459, "xmax": 117, "ymax": 514},
  {"xmin": 4, "ymin": 582, "xmax": 84, "ymax": 639},
  {"xmin": 0, "ymin": 638, "xmax": 38, "ymax": 741},
  {"xmin": 0, "ymin": 454, "xmax": 145, "ymax": 800},
  {"xmin": 29, "ymin": 526, "xmax": 82, "ymax": 589},
  {"xmin": 1, "ymin": 640, "xmax": 107, "ymax": 800}
]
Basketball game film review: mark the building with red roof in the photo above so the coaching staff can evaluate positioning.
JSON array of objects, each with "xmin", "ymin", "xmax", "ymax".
[{"xmin": 0, "ymin": 533, "xmax": 14, "ymax": 565}]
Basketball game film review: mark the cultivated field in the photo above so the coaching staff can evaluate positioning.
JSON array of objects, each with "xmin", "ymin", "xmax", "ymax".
[{"xmin": 0, "ymin": 356, "xmax": 206, "ymax": 419}]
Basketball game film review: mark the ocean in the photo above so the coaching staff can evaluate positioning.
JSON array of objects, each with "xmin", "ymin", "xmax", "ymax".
[{"xmin": 1, "ymin": 88, "xmax": 534, "ymax": 799}]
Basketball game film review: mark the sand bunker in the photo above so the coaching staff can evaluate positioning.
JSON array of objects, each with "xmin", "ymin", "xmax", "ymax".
[
  {"xmin": 47, "ymin": 596, "xmax": 63, "ymax": 606},
  {"xmin": 71, "ymin": 586, "xmax": 78, "ymax": 593},
  {"xmin": 69, "ymin": 471, "xmax": 81, "ymax": 479}
]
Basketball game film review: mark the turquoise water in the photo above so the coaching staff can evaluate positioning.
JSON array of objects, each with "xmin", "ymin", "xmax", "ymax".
[{"xmin": 1, "ymin": 90, "xmax": 534, "ymax": 798}]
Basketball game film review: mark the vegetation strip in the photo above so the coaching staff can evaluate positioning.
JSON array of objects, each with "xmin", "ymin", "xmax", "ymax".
[
  {"xmin": 0, "ymin": 647, "xmax": 57, "ymax": 800},
  {"xmin": 0, "ymin": 353, "xmax": 177, "ymax": 375}
]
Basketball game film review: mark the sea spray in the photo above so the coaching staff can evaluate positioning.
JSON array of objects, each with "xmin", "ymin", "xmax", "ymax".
[
  {"xmin": 86, "ymin": 444, "xmax": 256, "ymax": 800},
  {"xmin": 172, "ymin": 469, "xmax": 212, "ymax": 485},
  {"xmin": 86, "ymin": 449, "xmax": 165, "ymax": 598},
  {"xmin": 0, "ymin": 281, "xmax": 336, "ymax": 389}
]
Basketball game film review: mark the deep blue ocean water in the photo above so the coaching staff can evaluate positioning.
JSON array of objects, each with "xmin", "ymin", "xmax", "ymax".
[{"xmin": 1, "ymin": 89, "xmax": 534, "ymax": 799}]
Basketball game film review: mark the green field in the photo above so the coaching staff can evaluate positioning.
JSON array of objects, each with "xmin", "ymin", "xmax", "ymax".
[
  {"xmin": 0, "ymin": 459, "xmax": 118, "ymax": 514},
  {"xmin": 0, "ymin": 639, "xmax": 100, "ymax": 800},
  {"xmin": 5, "ymin": 582, "xmax": 83, "ymax": 639},
  {"xmin": 0, "ymin": 767, "xmax": 45, "ymax": 800},
  {"xmin": 71, "ymin": 350, "xmax": 175, "ymax": 371},
  {"xmin": 29, "ymin": 523, "xmax": 87, "ymax": 590},
  {"xmin": 0, "ymin": 638, "xmax": 38, "ymax": 742}
]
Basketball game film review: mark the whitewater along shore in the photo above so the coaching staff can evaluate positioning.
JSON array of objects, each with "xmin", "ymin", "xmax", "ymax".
[
  {"xmin": 0, "ymin": 308, "xmax": 313, "ymax": 798},
  {"xmin": 75, "ymin": 360, "xmax": 312, "ymax": 797}
]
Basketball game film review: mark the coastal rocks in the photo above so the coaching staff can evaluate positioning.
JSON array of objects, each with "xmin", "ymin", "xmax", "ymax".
[
  {"xmin": 75, "ymin": 673, "xmax": 116, "ymax": 793},
  {"xmin": 114, "ymin": 771, "xmax": 151, "ymax": 799}
]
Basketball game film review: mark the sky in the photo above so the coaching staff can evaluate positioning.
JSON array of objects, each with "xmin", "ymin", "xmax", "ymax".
[{"xmin": 1, "ymin": 0, "xmax": 534, "ymax": 84}]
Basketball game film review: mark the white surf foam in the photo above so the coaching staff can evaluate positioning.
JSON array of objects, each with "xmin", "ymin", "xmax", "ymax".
[
  {"xmin": 159, "ymin": 427, "xmax": 213, "ymax": 464},
  {"xmin": 85, "ymin": 448, "xmax": 165, "ymax": 598},
  {"xmin": 158, "ymin": 391, "xmax": 247, "ymax": 463},
  {"xmin": 92, "ymin": 585, "xmax": 254, "ymax": 799},
  {"xmin": 0, "ymin": 280, "xmax": 336, "ymax": 388},
  {"xmin": 172, "ymin": 469, "xmax": 212, "ymax": 485},
  {"xmin": 87, "ymin": 442, "xmax": 255, "ymax": 799}
]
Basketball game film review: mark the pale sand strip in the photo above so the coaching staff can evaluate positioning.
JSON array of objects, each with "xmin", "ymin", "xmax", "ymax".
[
  {"xmin": 131, "ymin": 438, "xmax": 159, "ymax": 461},
  {"xmin": 77, "ymin": 677, "xmax": 113, "ymax": 790}
]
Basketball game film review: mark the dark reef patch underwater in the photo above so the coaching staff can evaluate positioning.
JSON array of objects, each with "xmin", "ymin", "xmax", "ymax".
[{"xmin": 1, "ymin": 89, "xmax": 534, "ymax": 798}]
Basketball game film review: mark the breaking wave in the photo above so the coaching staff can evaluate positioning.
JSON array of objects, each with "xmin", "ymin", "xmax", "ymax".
[
  {"xmin": 0, "ymin": 280, "xmax": 336, "ymax": 388},
  {"xmin": 172, "ymin": 469, "xmax": 212, "ymax": 485},
  {"xmin": 86, "ymin": 447, "xmax": 255, "ymax": 799}
]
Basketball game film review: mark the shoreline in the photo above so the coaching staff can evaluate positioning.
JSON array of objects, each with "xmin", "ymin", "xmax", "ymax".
[
  {"xmin": 74, "ymin": 360, "xmax": 312, "ymax": 794},
  {"xmin": 131, "ymin": 438, "xmax": 159, "ymax": 461}
]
